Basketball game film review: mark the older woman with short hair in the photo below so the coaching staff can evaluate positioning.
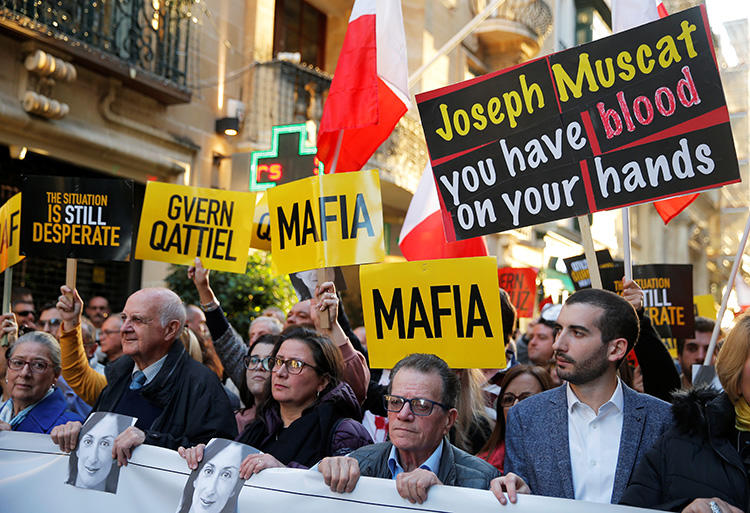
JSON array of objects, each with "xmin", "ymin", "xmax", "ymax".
[
  {"xmin": 0, "ymin": 331, "xmax": 84, "ymax": 433},
  {"xmin": 621, "ymin": 314, "xmax": 750, "ymax": 513}
]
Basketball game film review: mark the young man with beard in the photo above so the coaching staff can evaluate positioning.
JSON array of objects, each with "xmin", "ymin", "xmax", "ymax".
[{"xmin": 491, "ymin": 286, "xmax": 672, "ymax": 505}]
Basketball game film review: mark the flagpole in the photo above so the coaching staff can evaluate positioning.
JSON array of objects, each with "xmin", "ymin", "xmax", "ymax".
[
  {"xmin": 622, "ymin": 208, "xmax": 632, "ymax": 281},
  {"xmin": 407, "ymin": 0, "xmax": 508, "ymax": 88},
  {"xmin": 329, "ymin": 130, "xmax": 343, "ymax": 173},
  {"xmin": 704, "ymin": 209, "xmax": 750, "ymax": 365}
]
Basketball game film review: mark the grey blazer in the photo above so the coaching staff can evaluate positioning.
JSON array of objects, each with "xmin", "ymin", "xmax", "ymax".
[{"xmin": 505, "ymin": 383, "xmax": 672, "ymax": 503}]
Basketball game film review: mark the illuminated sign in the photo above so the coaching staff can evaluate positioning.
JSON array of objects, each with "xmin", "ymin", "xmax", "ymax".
[{"xmin": 249, "ymin": 123, "xmax": 325, "ymax": 192}]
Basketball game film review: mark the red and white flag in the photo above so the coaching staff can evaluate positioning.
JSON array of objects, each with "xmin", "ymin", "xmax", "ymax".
[
  {"xmin": 398, "ymin": 164, "xmax": 488, "ymax": 261},
  {"xmin": 316, "ymin": 0, "xmax": 410, "ymax": 173},
  {"xmin": 612, "ymin": 0, "xmax": 695, "ymax": 224}
]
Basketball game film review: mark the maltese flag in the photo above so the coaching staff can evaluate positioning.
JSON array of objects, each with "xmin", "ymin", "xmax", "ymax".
[
  {"xmin": 612, "ymin": 0, "xmax": 695, "ymax": 224},
  {"xmin": 398, "ymin": 163, "xmax": 488, "ymax": 261},
  {"xmin": 316, "ymin": 0, "xmax": 410, "ymax": 173}
]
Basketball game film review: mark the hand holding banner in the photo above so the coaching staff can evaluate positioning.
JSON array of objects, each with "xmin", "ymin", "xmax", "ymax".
[
  {"xmin": 361, "ymin": 256, "xmax": 504, "ymax": 369},
  {"xmin": 135, "ymin": 182, "xmax": 254, "ymax": 273},
  {"xmin": 268, "ymin": 170, "xmax": 385, "ymax": 275}
]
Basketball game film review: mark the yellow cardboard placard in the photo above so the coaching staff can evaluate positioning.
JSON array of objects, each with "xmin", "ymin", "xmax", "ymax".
[
  {"xmin": 249, "ymin": 192, "xmax": 272, "ymax": 252},
  {"xmin": 135, "ymin": 182, "xmax": 254, "ymax": 273},
  {"xmin": 694, "ymin": 294, "xmax": 718, "ymax": 320},
  {"xmin": 361, "ymin": 257, "xmax": 505, "ymax": 369},
  {"xmin": 268, "ymin": 170, "xmax": 385, "ymax": 275},
  {"xmin": 0, "ymin": 193, "xmax": 24, "ymax": 273}
]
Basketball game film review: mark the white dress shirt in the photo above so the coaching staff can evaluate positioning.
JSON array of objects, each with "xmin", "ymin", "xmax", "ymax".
[{"xmin": 566, "ymin": 379, "xmax": 624, "ymax": 503}]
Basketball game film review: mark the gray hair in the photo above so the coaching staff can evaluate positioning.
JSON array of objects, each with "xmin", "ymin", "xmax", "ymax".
[
  {"xmin": 10, "ymin": 331, "xmax": 62, "ymax": 373},
  {"xmin": 249, "ymin": 315, "xmax": 283, "ymax": 337},
  {"xmin": 388, "ymin": 353, "xmax": 460, "ymax": 409},
  {"xmin": 136, "ymin": 288, "xmax": 186, "ymax": 329}
]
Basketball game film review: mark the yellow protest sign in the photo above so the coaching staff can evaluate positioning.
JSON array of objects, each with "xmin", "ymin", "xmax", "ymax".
[
  {"xmin": 0, "ymin": 193, "xmax": 24, "ymax": 273},
  {"xmin": 250, "ymin": 192, "xmax": 272, "ymax": 252},
  {"xmin": 135, "ymin": 182, "xmax": 254, "ymax": 273},
  {"xmin": 694, "ymin": 294, "xmax": 718, "ymax": 320},
  {"xmin": 268, "ymin": 170, "xmax": 384, "ymax": 275},
  {"xmin": 361, "ymin": 257, "xmax": 505, "ymax": 369}
]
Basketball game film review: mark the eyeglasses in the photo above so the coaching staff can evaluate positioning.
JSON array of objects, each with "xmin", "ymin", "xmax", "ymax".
[
  {"xmin": 243, "ymin": 355, "xmax": 273, "ymax": 371},
  {"xmin": 382, "ymin": 394, "xmax": 449, "ymax": 416},
  {"xmin": 269, "ymin": 357, "xmax": 318, "ymax": 375},
  {"xmin": 8, "ymin": 358, "xmax": 51, "ymax": 373},
  {"xmin": 42, "ymin": 318, "xmax": 62, "ymax": 328},
  {"xmin": 500, "ymin": 392, "xmax": 535, "ymax": 407},
  {"xmin": 15, "ymin": 310, "xmax": 35, "ymax": 318}
]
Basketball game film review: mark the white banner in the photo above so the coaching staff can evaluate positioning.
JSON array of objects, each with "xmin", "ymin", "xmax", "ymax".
[{"xmin": 0, "ymin": 432, "xmax": 661, "ymax": 513}]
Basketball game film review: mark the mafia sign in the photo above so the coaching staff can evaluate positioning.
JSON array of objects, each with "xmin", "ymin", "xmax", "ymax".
[
  {"xmin": 361, "ymin": 257, "xmax": 505, "ymax": 369},
  {"xmin": 416, "ymin": 6, "xmax": 739, "ymax": 241}
]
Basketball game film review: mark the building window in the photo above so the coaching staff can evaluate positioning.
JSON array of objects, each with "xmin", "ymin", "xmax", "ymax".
[{"xmin": 273, "ymin": 0, "xmax": 327, "ymax": 69}]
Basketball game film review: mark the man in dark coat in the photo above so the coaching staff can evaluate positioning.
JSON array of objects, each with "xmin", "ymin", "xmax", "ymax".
[
  {"xmin": 318, "ymin": 354, "xmax": 499, "ymax": 503},
  {"xmin": 51, "ymin": 288, "xmax": 237, "ymax": 464}
]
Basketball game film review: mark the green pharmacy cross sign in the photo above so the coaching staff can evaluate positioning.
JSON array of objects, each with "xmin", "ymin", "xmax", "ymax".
[{"xmin": 249, "ymin": 123, "xmax": 325, "ymax": 192}]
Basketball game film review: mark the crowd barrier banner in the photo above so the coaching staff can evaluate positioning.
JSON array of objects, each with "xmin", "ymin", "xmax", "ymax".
[
  {"xmin": 603, "ymin": 264, "xmax": 695, "ymax": 339},
  {"xmin": 20, "ymin": 175, "xmax": 134, "ymax": 261},
  {"xmin": 135, "ymin": 181, "xmax": 254, "ymax": 274},
  {"xmin": 250, "ymin": 192, "xmax": 272, "ymax": 252},
  {"xmin": 497, "ymin": 267, "xmax": 537, "ymax": 318},
  {"xmin": 563, "ymin": 249, "xmax": 615, "ymax": 290},
  {"xmin": 360, "ymin": 256, "xmax": 504, "ymax": 369},
  {"xmin": 0, "ymin": 432, "xmax": 664, "ymax": 513},
  {"xmin": 0, "ymin": 193, "xmax": 23, "ymax": 273},
  {"xmin": 268, "ymin": 170, "xmax": 384, "ymax": 275},
  {"xmin": 416, "ymin": 6, "xmax": 740, "ymax": 240}
]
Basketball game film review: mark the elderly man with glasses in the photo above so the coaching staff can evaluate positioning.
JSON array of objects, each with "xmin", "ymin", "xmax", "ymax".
[{"xmin": 318, "ymin": 353, "xmax": 499, "ymax": 504}]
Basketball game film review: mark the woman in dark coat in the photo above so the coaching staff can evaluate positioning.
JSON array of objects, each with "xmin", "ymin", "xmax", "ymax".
[
  {"xmin": 620, "ymin": 314, "xmax": 750, "ymax": 513},
  {"xmin": 180, "ymin": 327, "xmax": 371, "ymax": 474}
]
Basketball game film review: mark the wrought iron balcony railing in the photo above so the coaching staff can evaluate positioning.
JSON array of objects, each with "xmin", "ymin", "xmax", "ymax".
[
  {"xmin": 0, "ymin": 0, "xmax": 192, "ymax": 93},
  {"xmin": 247, "ymin": 60, "xmax": 426, "ymax": 193}
]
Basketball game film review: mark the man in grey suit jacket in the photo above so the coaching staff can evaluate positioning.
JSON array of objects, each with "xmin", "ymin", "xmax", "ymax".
[{"xmin": 492, "ymin": 285, "xmax": 672, "ymax": 505}]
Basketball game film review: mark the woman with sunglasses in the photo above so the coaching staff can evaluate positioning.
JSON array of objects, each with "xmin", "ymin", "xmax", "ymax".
[
  {"xmin": 0, "ymin": 331, "xmax": 84, "ymax": 433},
  {"xmin": 477, "ymin": 365, "xmax": 553, "ymax": 472},
  {"xmin": 179, "ymin": 326, "xmax": 372, "ymax": 476}
]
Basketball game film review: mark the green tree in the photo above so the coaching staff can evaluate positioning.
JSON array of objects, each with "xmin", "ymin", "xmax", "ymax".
[{"xmin": 166, "ymin": 252, "xmax": 296, "ymax": 338}]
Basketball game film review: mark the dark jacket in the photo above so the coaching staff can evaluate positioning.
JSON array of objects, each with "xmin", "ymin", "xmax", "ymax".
[
  {"xmin": 621, "ymin": 388, "xmax": 749, "ymax": 511},
  {"xmin": 14, "ymin": 386, "xmax": 84, "ymax": 434},
  {"xmin": 237, "ymin": 381, "xmax": 371, "ymax": 468},
  {"xmin": 95, "ymin": 340, "xmax": 237, "ymax": 449},
  {"xmin": 349, "ymin": 438, "xmax": 500, "ymax": 489},
  {"xmin": 634, "ymin": 311, "xmax": 681, "ymax": 402}
]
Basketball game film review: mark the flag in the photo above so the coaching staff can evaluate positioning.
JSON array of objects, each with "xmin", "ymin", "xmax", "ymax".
[
  {"xmin": 316, "ymin": 0, "xmax": 410, "ymax": 173},
  {"xmin": 612, "ymin": 0, "xmax": 697, "ymax": 223},
  {"xmin": 398, "ymin": 164, "xmax": 488, "ymax": 261}
]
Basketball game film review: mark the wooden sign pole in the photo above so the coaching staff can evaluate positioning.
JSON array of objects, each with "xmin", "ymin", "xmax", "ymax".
[
  {"xmin": 316, "ymin": 267, "xmax": 335, "ymax": 329},
  {"xmin": 578, "ymin": 215, "xmax": 602, "ymax": 289}
]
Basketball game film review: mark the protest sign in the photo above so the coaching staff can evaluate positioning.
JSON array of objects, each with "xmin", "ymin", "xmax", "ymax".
[
  {"xmin": 361, "ymin": 256, "xmax": 504, "ymax": 369},
  {"xmin": 0, "ymin": 193, "xmax": 23, "ymax": 273},
  {"xmin": 416, "ymin": 6, "xmax": 740, "ymax": 241},
  {"xmin": 497, "ymin": 267, "xmax": 537, "ymax": 318},
  {"xmin": 250, "ymin": 191, "xmax": 272, "ymax": 251},
  {"xmin": 135, "ymin": 181, "xmax": 254, "ymax": 273},
  {"xmin": 268, "ymin": 170, "xmax": 384, "ymax": 275},
  {"xmin": 563, "ymin": 249, "xmax": 614, "ymax": 290},
  {"xmin": 602, "ymin": 264, "xmax": 694, "ymax": 339},
  {"xmin": 0, "ymin": 432, "xmax": 661, "ymax": 513},
  {"xmin": 20, "ymin": 176, "xmax": 134, "ymax": 261}
]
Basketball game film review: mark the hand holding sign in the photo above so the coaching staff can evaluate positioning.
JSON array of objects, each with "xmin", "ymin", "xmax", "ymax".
[
  {"xmin": 312, "ymin": 280, "xmax": 339, "ymax": 333},
  {"xmin": 187, "ymin": 258, "xmax": 219, "ymax": 309},
  {"xmin": 56, "ymin": 285, "xmax": 83, "ymax": 332},
  {"xmin": 0, "ymin": 313, "xmax": 18, "ymax": 347},
  {"xmin": 621, "ymin": 278, "xmax": 644, "ymax": 312}
]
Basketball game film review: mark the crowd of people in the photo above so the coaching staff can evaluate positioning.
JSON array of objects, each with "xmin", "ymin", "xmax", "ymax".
[{"xmin": 1, "ymin": 258, "xmax": 748, "ymax": 513}]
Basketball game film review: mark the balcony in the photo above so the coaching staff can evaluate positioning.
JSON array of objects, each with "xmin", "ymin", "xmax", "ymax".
[
  {"xmin": 246, "ymin": 60, "xmax": 426, "ymax": 194},
  {"xmin": 0, "ymin": 0, "xmax": 193, "ymax": 104},
  {"xmin": 470, "ymin": 0, "xmax": 553, "ymax": 69}
]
